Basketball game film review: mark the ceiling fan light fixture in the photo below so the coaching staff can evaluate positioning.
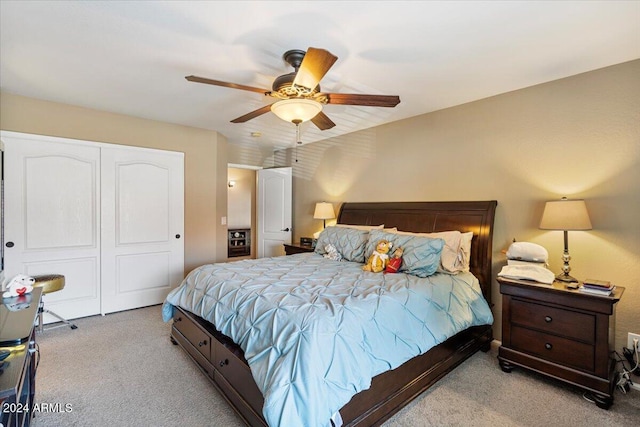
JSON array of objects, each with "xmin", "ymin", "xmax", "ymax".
[{"xmin": 271, "ymin": 98, "xmax": 322, "ymax": 123}]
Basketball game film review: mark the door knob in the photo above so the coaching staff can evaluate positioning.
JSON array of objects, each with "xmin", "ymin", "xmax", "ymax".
[
  {"xmin": 175, "ymin": 234, "xmax": 181, "ymax": 239},
  {"xmin": 5, "ymin": 241, "xmax": 14, "ymax": 248},
  {"xmin": 281, "ymin": 228, "xmax": 290, "ymax": 232}
]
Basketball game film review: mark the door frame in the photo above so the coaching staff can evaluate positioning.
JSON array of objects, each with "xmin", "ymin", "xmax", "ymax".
[{"xmin": 227, "ymin": 164, "xmax": 261, "ymax": 260}]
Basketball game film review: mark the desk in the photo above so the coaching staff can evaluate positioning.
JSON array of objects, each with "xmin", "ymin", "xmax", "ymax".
[{"xmin": 0, "ymin": 287, "xmax": 42, "ymax": 427}]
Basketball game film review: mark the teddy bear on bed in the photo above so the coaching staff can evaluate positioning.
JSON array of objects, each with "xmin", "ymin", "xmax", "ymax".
[{"xmin": 363, "ymin": 239, "xmax": 393, "ymax": 273}]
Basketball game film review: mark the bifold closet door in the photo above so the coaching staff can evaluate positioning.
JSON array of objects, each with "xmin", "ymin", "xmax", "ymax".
[
  {"xmin": 2, "ymin": 133, "xmax": 102, "ymax": 321},
  {"xmin": 100, "ymin": 147, "xmax": 184, "ymax": 314},
  {"xmin": 2, "ymin": 131, "xmax": 184, "ymax": 322}
]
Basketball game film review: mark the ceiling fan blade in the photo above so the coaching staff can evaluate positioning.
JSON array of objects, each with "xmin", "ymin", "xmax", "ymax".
[
  {"xmin": 185, "ymin": 75, "xmax": 268, "ymax": 94},
  {"xmin": 311, "ymin": 111, "xmax": 336, "ymax": 130},
  {"xmin": 293, "ymin": 48, "xmax": 338, "ymax": 90},
  {"xmin": 325, "ymin": 93, "xmax": 401, "ymax": 107},
  {"xmin": 230, "ymin": 105, "xmax": 274, "ymax": 123}
]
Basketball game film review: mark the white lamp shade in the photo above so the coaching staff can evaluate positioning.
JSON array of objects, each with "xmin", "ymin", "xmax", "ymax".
[
  {"xmin": 271, "ymin": 99, "xmax": 323, "ymax": 123},
  {"xmin": 539, "ymin": 198, "xmax": 592, "ymax": 230},
  {"xmin": 313, "ymin": 202, "xmax": 335, "ymax": 220}
]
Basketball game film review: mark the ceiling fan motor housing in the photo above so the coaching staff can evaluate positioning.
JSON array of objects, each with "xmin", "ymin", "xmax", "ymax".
[{"xmin": 272, "ymin": 50, "xmax": 321, "ymax": 97}]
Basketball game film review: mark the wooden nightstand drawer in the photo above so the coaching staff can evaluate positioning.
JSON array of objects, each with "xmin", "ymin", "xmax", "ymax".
[
  {"xmin": 511, "ymin": 325, "xmax": 594, "ymax": 372},
  {"xmin": 511, "ymin": 298, "xmax": 595, "ymax": 343}
]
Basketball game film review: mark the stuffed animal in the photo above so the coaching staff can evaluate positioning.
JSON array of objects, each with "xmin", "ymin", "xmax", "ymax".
[
  {"xmin": 2, "ymin": 274, "xmax": 35, "ymax": 298},
  {"xmin": 363, "ymin": 240, "xmax": 393, "ymax": 273},
  {"xmin": 385, "ymin": 247, "xmax": 404, "ymax": 273},
  {"xmin": 323, "ymin": 244, "xmax": 343, "ymax": 261}
]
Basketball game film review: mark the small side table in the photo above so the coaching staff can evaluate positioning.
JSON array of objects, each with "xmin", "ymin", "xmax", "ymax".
[
  {"xmin": 497, "ymin": 276, "xmax": 624, "ymax": 409},
  {"xmin": 284, "ymin": 243, "xmax": 315, "ymax": 255}
]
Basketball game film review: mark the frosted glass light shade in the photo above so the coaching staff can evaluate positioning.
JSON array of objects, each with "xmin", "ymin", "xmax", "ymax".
[
  {"xmin": 271, "ymin": 99, "xmax": 322, "ymax": 123},
  {"xmin": 539, "ymin": 198, "xmax": 592, "ymax": 230}
]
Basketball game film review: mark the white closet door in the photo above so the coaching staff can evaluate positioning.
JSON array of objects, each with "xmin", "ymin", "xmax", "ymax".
[
  {"xmin": 100, "ymin": 146, "xmax": 184, "ymax": 314},
  {"xmin": 2, "ymin": 132, "xmax": 102, "ymax": 321}
]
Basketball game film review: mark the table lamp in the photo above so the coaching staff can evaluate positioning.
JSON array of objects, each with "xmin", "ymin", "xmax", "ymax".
[
  {"xmin": 539, "ymin": 197, "xmax": 592, "ymax": 282},
  {"xmin": 313, "ymin": 202, "xmax": 335, "ymax": 229}
]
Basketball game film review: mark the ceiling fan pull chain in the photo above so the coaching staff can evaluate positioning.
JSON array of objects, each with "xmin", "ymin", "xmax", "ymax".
[{"xmin": 294, "ymin": 121, "xmax": 301, "ymax": 162}]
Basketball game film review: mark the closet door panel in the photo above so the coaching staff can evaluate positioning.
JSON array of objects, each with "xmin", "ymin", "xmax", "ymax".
[
  {"xmin": 117, "ymin": 163, "xmax": 170, "ymax": 244},
  {"xmin": 2, "ymin": 132, "xmax": 102, "ymax": 322},
  {"xmin": 101, "ymin": 147, "xmax": 184, "ymax": 314},
  {"xmin": 25, "ymin": 156, "xmax": 96, "ymax": 249}
]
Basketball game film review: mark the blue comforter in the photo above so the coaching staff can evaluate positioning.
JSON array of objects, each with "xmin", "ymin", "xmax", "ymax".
[{"xmin": 162, "ymin": 253, "xmax": 493, "ymax": 427}]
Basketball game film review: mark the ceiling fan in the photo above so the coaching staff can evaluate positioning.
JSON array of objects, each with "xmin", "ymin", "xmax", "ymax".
[{"xmin": 185, "ymin": 47, "xmax": 401, "ymax": 131}]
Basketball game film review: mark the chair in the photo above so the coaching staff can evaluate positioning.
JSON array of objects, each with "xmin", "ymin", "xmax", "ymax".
[{"xmin": 32, "ymin": 274, "xmax": 78, "ymax": 332}]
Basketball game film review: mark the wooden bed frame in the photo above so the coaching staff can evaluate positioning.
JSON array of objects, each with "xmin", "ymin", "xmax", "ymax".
[{"xmin": 170, "ymin": 200, "xmax": 497, "ymax": 426}]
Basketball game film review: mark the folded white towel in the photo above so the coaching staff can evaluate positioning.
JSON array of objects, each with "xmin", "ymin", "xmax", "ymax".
[{"xmin": 498, "ymin": 265, "xmax": 555, "ymax": 284}]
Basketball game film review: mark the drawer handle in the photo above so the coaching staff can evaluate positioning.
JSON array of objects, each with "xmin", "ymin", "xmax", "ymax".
[
  {"xmin": 198, "ymin": 340, "xmax": 207, "ymax": 347},
  {"xmin": 219, "ymin": 358, "xmax": 229, "ymax": 367},
  {"xmin": 175, "ymin": 317, "xmax": 182, "ymax": 322},
  {"xmin": 544, "ymin": 316, "xmax": 552, "ymax": 323},
  {"xmin": 545, "ymin": 343, "xmax": 553, "ymax": 350}
]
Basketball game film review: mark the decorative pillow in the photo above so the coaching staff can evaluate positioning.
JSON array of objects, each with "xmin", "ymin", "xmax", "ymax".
[
  {"xmin": 387, "ymin": 229, "xmax": 467, "ymax": 274},
  {"xmin": 365, "ymin": 230, "xmax": 444, "ymax": 278},
  {"xmin": 315, "ymin": 226, "xmax": 369, "ymax": 263},
  {"xmin": 460, "ymin": 232, "xmax": 473, "ymax": 271},
  {"xmin": 335, "ymin": 223, "xmax": 384, "ymax": 231}
]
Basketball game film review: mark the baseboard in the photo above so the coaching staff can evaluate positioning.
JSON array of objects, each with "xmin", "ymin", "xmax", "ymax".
[{"xmin": 630, "ymin": 380, "xmax": 640, "ymax": 392}]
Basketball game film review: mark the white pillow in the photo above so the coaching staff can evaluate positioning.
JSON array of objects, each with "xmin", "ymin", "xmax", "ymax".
[
  {"xmin": 460, "ymin": 232, "xmax": 473, "ymax": 272},
  {"xmin": 506, "ymin": 242, "xmax": 548, "ymax": 263},
  {"xmin": 335, "ymin": 224, "xmax": 384, "ymax": 231}
]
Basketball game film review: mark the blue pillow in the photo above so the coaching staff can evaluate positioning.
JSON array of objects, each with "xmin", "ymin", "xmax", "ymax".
[
  {"xmin": 315, "ymin": 226, "xmax": 369, "ymax": 263},
  {"xmin": 366, "ymin": 229, "xmax": 444, "ymax": 277}
]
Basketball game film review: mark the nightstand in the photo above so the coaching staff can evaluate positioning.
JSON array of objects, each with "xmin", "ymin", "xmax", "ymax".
[
  {"xmin": 283, "ymin": 243, "xmax": 315, "ymax": 255},
  {"xmin": 497, "ymin": 277, "xmax": 624, "ymax": 409}
]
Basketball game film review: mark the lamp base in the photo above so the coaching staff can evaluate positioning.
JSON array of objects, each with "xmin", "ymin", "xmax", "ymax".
[{"xmin": 555, "ymin": 273, "xmax": 579, "ymax": 283}]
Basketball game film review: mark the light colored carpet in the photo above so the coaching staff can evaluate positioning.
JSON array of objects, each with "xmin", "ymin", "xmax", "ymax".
[{"xmin": 34, "ymin": 305, "xmax": 639, "ymax": 426}]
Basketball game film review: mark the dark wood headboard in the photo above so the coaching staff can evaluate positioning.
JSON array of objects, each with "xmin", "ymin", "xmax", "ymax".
[{"xmin": 337, "ymin": 201, "xmax": 498, "ymax": 304}]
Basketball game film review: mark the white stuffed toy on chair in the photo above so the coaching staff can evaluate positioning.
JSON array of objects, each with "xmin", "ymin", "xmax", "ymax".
[{"xmin": 3, "ymin": 274, "xmax": 35, "ymax": 298}]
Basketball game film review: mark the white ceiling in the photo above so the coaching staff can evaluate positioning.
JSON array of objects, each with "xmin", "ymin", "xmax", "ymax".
[{"xmin": 1, "ymin": 1, "xmax": 639, "ymax": 150}]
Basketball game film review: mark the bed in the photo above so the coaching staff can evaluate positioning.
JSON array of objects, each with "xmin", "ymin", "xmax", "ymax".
[{"xmin": 163, "ymin": 200, "xmax": 497, "ymax": 426}]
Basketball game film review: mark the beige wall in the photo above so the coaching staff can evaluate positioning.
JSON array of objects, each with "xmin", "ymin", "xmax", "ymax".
[
  {"xmin": 0, "ymin": 92, "xmax": 224, "ymax": 276},
  {"xmin": 2, "ymin": 59, "xmax": 637, "ymax": 351},
  {"xmin": 277, "ymin": 60, "xmax": 640, "ymax": 350},
  {"xmin": 227, "ymin": 168, "xmax": 255, "ymax": 229}
]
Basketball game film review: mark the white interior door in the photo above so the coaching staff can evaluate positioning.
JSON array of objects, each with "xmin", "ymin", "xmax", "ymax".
[
  {"xmin": 257, "ymin": 167, "xmax": 292, "ymax": 258},
  {"xmin": 100, "ymin": 146, "xmax": 184, "ymax": 314},
  {"xmin": 2, "ymin": 132, "xmax": 101, "ymax": 322}
]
